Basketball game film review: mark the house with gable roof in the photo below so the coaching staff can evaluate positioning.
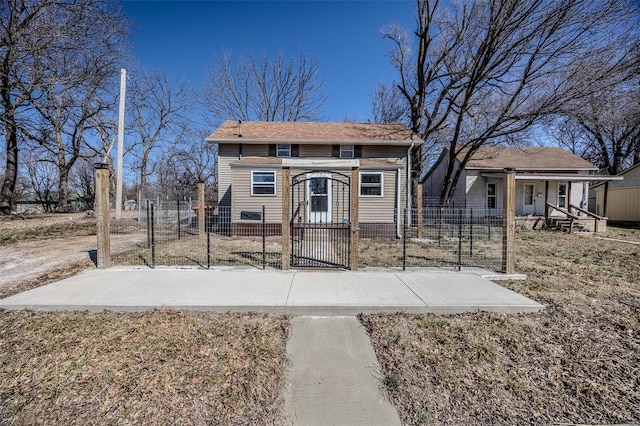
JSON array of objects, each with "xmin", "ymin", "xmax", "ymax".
[
  {"xmin": 422, "ymin": 146, "xmax": 622, "ymax": 231},
  {"xmin": 206, "ymin": 121, "xmax": 422, "ymax": 239}
]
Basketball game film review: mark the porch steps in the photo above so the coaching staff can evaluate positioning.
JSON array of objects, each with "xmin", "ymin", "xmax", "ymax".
[{"xmin": 547, "ymin": 218, "xmax": 591, "ymax": 234}]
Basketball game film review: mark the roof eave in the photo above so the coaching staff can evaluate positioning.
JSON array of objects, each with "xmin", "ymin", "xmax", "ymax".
[
  {"xmin": 206, "ymin": 137, "xmax": 422, "ymax": 146},
  {"xmin": 465, "ymin": 166, "xmax": 598, "ymax": 172}
]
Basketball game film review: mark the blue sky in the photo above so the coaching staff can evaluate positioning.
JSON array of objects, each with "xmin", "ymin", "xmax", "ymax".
[{"xmin": 123, "ymin": 0, "xmax": 416, "ymax": 124}]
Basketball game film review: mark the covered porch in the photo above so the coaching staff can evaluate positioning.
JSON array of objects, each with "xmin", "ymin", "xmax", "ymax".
[{"xmin": 482, "ymin": 172, "xmax": 623, "ymax": 233}]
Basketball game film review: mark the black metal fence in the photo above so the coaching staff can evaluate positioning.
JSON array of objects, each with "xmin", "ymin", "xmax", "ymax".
[
  {"xmin": 110, "ymin": 204, "xmax": 279, "ymax": 269},
  {"xmin": 359, "ymin": 208, "xmax": 505, "ymax": 272},
  {"xmin": 109, "ymin": 204, "xmax": 506, "ymax": 273},
  {"xmin": 413, "ymin": 207, "xmax": 505, "ymax": 271}
]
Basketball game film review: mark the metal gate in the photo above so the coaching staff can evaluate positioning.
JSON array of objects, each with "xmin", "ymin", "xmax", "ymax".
[{"xmin": 290, "ymin": 170, "xmax": 351, "ymax": 268}]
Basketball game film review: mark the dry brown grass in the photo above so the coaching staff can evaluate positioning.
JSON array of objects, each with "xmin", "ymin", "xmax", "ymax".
[
  {"xmin": 0, "ymin": 310, "xmax": 290, "ymax": 425},
  {"xmin": 0, "ymin": 213, "xmax": 96, "ymax": 246},
  {"xmin": 361, "ymin": 227, "xmax": 640, "ymax": 425},
  {"xmin": 359, "ymin": 234, "xmax": 503, "ymax": 271},
  {"xmin": 111, "ymin": 234, "xmax": 282, "ymax": 269}
]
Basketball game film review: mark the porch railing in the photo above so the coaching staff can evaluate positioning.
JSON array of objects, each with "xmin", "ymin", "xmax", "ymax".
[
  {"xmin": 569, "ymin": 203, "xmax": 607, "ymax": 233},
  {"xmin": 545, "ymin": 202, "xmax": 580, "ymax": 233}
]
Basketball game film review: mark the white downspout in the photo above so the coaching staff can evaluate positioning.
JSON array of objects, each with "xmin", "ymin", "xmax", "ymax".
[
  {"xmin": 406, "ymin": 142, "xmax": 415, "ymax": 227},
  {"xmin": 396, "ymin": 169, "xmax": 402, "ymax": 238}
]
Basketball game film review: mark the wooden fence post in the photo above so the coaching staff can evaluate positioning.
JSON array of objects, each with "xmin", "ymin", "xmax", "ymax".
[
  {"xmin": 502, "ymin": 168, "xmax": 516, "ymax": 274},
  {"xmin": 350, "ymin": 166, "xmax": 359, "ymax": 270},
  {"xmin": 281, "ymin": 167, "xmax": 291, "ymax": 270},
  {"xmin": 94, "ymin": 163, "xmax": 111, "ymax": 268},
  {"xmin": 198, "ymin": 181, "xmax": 205, "ymax": 237}
]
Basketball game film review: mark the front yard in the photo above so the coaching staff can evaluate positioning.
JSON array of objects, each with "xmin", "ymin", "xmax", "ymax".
[
  {"xmin": 0, "ymin": 310, "xmax": 289, "ymax": 425},
  {"xmin": 362, "ymin": 227, "xmax": 640, "ymax": 425},
  {"xmin": 1, "ymin": 212, "xmax": 639, "ymax": 424}
]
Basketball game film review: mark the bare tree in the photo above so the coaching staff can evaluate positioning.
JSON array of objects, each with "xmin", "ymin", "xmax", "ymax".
[
  {"xmin": 370, "ymin": 81, "xmax": 406, "ymax": 124},
  {"xmin": 70, "ymin": 157, "xmax": 96, "ymax": 211},
  {"xmin": 173, "ymin": 129, "xmax": 218, "ymax": 185},
  {"xmin": 550, "ymin": 63, "xmax": 640, "ymax": 175},
  {"xmin": 0, "ymin": 0, "xmax": 128, "ymax": 214},
  {"xmin": 24, "ymin": 154, "xmax": 58, "ymax": 212},
  {"xmin": 25, "ymin": 74, "xmax": 120, "ymax": 212},
  {"xmin": 380, "ymin": 0, "xmax": 639, "ymax": 203},
  {"xmin": 201, "ymin": 51, "xmax": 326, "ymax": 123},
  {"xmin": 127, "ymin": 69, "xmax": 188, "ymax": 194}
]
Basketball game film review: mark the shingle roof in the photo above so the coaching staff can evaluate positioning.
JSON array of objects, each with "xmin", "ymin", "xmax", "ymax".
[
  {"xmin": 461, "ymin": 146, "xmax": 597, "ymax": 170},
  {"xmin": 207, "ymin": 120, "xmax": 419, "ymax": 143}
]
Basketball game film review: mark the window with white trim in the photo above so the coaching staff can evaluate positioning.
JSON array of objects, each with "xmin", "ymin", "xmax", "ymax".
[
  {"xmin": 276, "ymin": 144, "xmax": 291, "ymax": 157},
  {"xmin": 487, "ymin": 183, "xmax": 497, "ymax": 208},
  {"xmin": 360, "ymin": 172, "xmax": 383, "ymax": 197},
  {"xmin": 251, "ymin": 171, "xmax": 276, "ymax": 196},
  {"xmin": 340, "ymin": 145, "xmax": 354, "ymax": 158},
  {"xmin": 558, "ymin": 182, "xmax": 567, "ymax": 208}
]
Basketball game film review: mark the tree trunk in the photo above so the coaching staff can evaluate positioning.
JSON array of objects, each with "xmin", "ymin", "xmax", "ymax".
[
  {"xmin": 0, "ymin": 110, "xmax": 18, "ymax": 215},
  {"xmin": 57, "ymin": 167, "xmax": 69, "ymax": 213}
]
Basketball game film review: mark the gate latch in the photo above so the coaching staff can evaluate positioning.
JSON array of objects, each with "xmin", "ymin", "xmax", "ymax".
[{"xmin": 342, "ymin": 218, "xmax": 360, "ymax": 232}]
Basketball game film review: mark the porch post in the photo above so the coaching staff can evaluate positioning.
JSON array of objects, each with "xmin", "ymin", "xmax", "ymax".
[
  {"xmin": 417, "ymin": 182, "xmax": 423, "ymax": 238},
  {"xmin": 282, "ymin": 166, "xmax": 291, "ymax": 270},
  {"xmin": 94, "ymin": 163, "xmax": 111, "ymax": 268},
  {"xmin": 544, "ymin": 180, "xmax": 549, "ymax": 222},
  {"xmin": 502, "ymin": 168, "xmax": 516, "ymax": 274},
  {"xmin": 603, "ymin": 181, "xmax": 609, "ymax": 217},
  {"xmin": 198, "ymin": 181, "xmax": 205, "ymax": 237},
  {"xmin": 567, "ymin": 181, "xmax": 572, "ymax": 212},
  {"xmin": 350, "ymin": 166, "xmax": 359, "ymax": 270}
]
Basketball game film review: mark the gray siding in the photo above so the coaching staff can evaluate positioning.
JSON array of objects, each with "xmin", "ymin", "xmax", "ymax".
[
  {"xmin": 220, "ymin": 142, "xmax": 409, "ymax": 224},
  {"xmin": 358, "ymin": 169, "xmax": 398, "ymax": 223},
  {"xmin": 231, "ymin": 167, "xmax": 283, "ymax": 223},
  {"xmin": 217, "ymin": 144, "xmax": 239, "ymax": 206}
]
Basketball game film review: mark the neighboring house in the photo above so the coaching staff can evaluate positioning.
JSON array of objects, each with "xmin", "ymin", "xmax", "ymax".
[
  {"xmin": 591, "ymin": 163, "xmax": 640, "ymax": 224},
  {"xmin": 15, "ymin": 193, "xmax": 86, "ymax": 214},
  {"xmin": 206, "ymin": 121, "xmax": 422, "ymax": 238},
  {"xmin": 422, "ymin": 146, "xmax": 618, "ymax": 219}
]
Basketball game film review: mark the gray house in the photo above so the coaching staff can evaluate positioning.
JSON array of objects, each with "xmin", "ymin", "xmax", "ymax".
[
  {"xmin": 423, "ymin": 146, "xmax": 609, "ymax": 217},
  {"xmin": 206, "ymin": 121, "xmax": 422, "ymax": 238}
]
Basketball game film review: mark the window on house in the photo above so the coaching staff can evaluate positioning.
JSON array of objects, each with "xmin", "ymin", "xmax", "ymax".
[
  {"xmin": 276, "ymin": 144, "xmax": 291, "ymax": 157},
  {"xmin": 360, "ymin": 172, "xmax": 383, "ymax": 197},
  {"xmin": 340, "ymin": 145, "xmax": 354, "ymax": 158},
  {"xmin": 558, "ymin": 183, "xmax": 567, "ymax": 208},
  {"xmin": 487, "ymin": 183, "xmax": 497, "ymax": 208},
  {"xmin": 332, "ymin": 144, "xmax": 362, "ymax": 158},
  {"xmin": 524, "ymin": 184, "xmax": 534, "ymax": 206},
  {"xmin": 251, "ymin": 171, "xmax": 276, "ymax": 196}
]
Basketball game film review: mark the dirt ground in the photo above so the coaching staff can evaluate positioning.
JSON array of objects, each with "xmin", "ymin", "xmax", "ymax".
[{"xmin": 0, "ymin": 213, "xmax": 144, "ymax": 298}]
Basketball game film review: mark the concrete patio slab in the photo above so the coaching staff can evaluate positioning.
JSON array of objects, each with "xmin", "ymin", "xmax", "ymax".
[
  {"xmin": 0, "ymin": 268, "xmax": 544, "ymax": 314},
  {"xmin": 285, "ymin": 271, "xmax": 424, "ymax": 307},
  {"xmin": 396, "ymin": 272, "xmax": 542, "ymax": 313}
]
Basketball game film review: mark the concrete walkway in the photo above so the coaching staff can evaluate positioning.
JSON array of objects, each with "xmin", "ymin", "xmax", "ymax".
[
  {"xmin": 283, "ymin": 317, "xmax": 401, "ymax": 426},
  {"xmin": 0, "ymin": 268, "xmax": 542, "ymax": 314}
]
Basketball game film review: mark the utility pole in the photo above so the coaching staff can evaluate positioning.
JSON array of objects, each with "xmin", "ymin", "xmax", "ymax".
[{"xmin": 115, "ymin": 68, "xmax": 126, "ymax": 220}]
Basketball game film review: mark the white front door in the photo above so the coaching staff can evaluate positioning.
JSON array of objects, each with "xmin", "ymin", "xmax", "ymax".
[
  {"xmin": 306, "ymin": 173, "xmax": 331, "ymax": 223},
  {"xmin": 523, "ymin": 183, "xmax": 535, "ymax": 215}
]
